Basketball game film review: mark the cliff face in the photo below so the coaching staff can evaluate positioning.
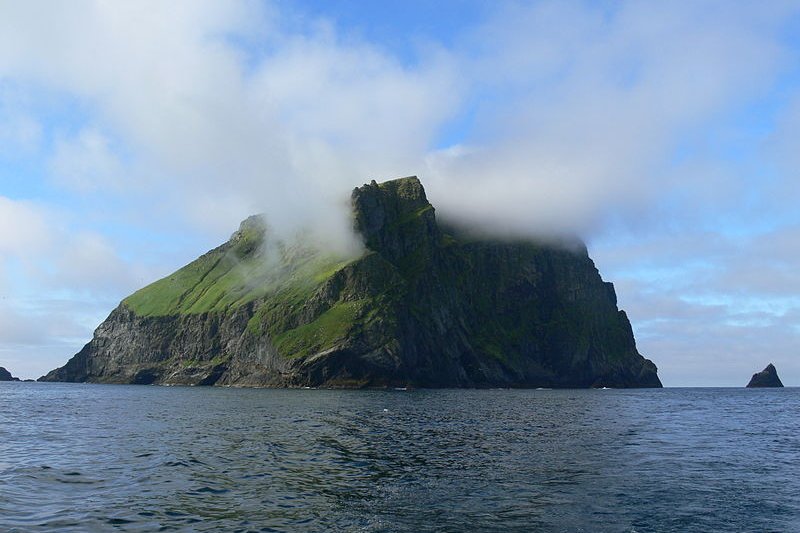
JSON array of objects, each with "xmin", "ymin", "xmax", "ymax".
[{"xmin": 41, "ymin": 176, "xmax": 661, "ymax": 388}]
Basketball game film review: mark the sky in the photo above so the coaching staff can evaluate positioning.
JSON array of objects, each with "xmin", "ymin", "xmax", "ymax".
[{"xmin": 1, "ymin": 0, "xmax": 799, "ymax": 386}]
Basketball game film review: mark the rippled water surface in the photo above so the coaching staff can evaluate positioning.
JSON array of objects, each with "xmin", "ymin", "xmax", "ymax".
[{"xmin": 1, "ymin": 383, "xmax": 798, "ymax": 532}]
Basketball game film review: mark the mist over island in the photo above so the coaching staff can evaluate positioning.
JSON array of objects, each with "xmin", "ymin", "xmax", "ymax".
[{"xmin": 40, "ymin": 177, "xmax": 661, "ymax": 388}]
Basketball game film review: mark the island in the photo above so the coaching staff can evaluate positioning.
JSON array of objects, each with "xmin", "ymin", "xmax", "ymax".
[
  {"xmin": 746, "ymin": 363, "xmax": 784, "ymax": 388},
  {"xmin": 41, "ymin": 176, "xmax": 661, "ymax": 388},
  {"xmin": 0, "ymin": 367, "xmax": 20, "ymax": 381}
]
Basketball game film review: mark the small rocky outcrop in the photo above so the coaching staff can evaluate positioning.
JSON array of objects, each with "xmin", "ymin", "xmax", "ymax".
[
  {"xmin": 746, "ymin": 363, "xmax": 784, "ymax": 388},
  {"xmin": 41, "ymin": 176, "xmax": 662, "ymax": 388},
  {"xmin": 0, "ymin": 367, "xmax": 20, "ymax": 381}
]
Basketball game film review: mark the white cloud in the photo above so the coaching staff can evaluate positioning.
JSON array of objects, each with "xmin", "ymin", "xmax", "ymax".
[
  {"xmin": 0, "ymin": 112, "xmax": 40, "ymax": 156},
  {"xmin": 53, "ymin": 232, "xmax": 136, "ymax": 292},
  {"xmin": 0, "ymin": 196, "xmax": 142, "ymax": 377},
  {"xmin": 49, "ymin": 128, "xmax": 124, "ymax": 193},
  {"xmin": 0, "ymin": 0, "xmax": 462, "ymax": 252},
  {"xmin": 0, "ymin": 301, "xmax": 45, "ymax": 345},
  {"xmin": 766, "ymin": 92, "xmax": 800, "ymax": 213},
  {"xmin": 0, "ymin": 196, "xmax": 52, "ymax": 256},
  {"xmin": 425, "ymin": 1, "xmax": 795, "ymax": 236},
  {"xmin": 0, "ymin": 0, "xmax": 795, "ymax": 242},
  {"xmin": 1, "ymin": 197, "xmax": 133, "ymax": 292},
  {"xmin": 0, "ymin": 86, "xmax": 42, "ymax": 155}
]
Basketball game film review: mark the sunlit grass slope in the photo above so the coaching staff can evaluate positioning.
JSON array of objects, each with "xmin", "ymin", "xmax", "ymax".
[{"xmin": 123, "ymin": 217, "xmax": 352, "ymax": 317}]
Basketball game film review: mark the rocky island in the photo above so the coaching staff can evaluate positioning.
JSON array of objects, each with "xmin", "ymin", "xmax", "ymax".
[
  {"xmin": 0, "ymin": 366, "xmax": 20, "ymax": 381},
  {"xmin": 746, "ymin": 363, "xmax": 784, "ymax": 388},
  {"xmin": 41, "ymin": 176, "xmax": 661, "ymax": 388}
]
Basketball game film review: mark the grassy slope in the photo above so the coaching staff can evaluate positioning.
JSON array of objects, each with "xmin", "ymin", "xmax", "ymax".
[
  {"xmin": 271, "ymin": 299, "xmax": 368, "ymax": 359},
  {"xmin": 123, "ymin": 225, "xmax": 352, "ymax": 318}
]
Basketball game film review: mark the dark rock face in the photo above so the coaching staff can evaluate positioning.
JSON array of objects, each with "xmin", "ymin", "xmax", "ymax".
[
  {"xmin": 41, "ymin": 176, "xmax": 661, "ymax": 388},
  {"xmin": 746, "ymin": 363, "xmax": 784, "ymax": 388},
  {"xmin": 0, "ymin": 367, "xmax": 19, "ymax": 381}
]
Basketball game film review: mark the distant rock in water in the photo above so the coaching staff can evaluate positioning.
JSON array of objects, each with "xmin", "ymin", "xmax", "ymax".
[
  {"xmin": 0, "ymin": 367, "xmax": 20, "ymax": 381},
  {"xmin": 40, "ymin": 176, "xmax": 661, "ymax": 389},
  {"xmin": 746, "ymin": 364, "xmax": 784, "ymax": 388}
]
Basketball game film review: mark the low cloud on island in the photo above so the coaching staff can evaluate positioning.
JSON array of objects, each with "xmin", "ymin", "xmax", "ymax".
[{"xmin": 0, "ymin": 1, "xmax": 799, "ymax": 385}]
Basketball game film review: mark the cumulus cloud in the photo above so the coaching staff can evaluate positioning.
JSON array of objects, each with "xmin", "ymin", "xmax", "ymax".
[
  {"xmin": 0, "ymin": 196, "xmax": 52, "ymax": 256},
  {"xmin": 0, "ymin": 86, "xmax": 42, "ymax": 156},
  {"xmin": 0, "ymin": 196, "xmax": 146, "ymax": 377},
  {"xmin": 425, "ymin": 1, "xmax": 795, "ymax": 236},
  {"xmin": 0, "ymin": 112, "xmax": 40, "ymax": 156},
  {"xmin": 49, "ymin": 128, "xmax": 125, "ymax": 193},
  {"xmin": 3, "ymin": 0, "xmax": 790, "ymax": 241},
  {"xmin": 0, "ymin": 301, "xmax": 67, "ymax": 346},
  {"xmin": 0, "ymin": 0, "xmax": 461, "ymax": 251},
  {"xmin": 51, "ymin": 232, "xmax": 137, "ymax": 293},
  {"xmin": 0, "ymin": 196, "xmax": 134, "ymax": 293},
  {"xmin": 766, "ymin": 92, "xmax": 800, "ymax": 212}
]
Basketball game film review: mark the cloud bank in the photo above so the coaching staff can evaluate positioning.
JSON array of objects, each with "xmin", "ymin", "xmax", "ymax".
[
  {"xmin": 1, "ymin": 1, "xmax": 794, "ymax": 238},
  {"xmin": 0, "ymin": 0, "xmax": 460, "ymax": 249}
]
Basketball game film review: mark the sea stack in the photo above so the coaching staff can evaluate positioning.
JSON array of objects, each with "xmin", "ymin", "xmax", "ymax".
[
  {"xmin": 0, "ymin": 367, "xmax": 20, "ymax": 381},
  {"xmin": 746, "ymin": 363, "xmax": 784, "ymax": 388}
]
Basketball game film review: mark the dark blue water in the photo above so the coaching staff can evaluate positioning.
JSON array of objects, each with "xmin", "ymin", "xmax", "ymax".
[{"xmin": 1, "ymin": 383, "xmax": 798, "ymax": 532}]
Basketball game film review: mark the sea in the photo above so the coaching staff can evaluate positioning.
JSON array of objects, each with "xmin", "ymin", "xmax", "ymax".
[{"xmin": 1, "ymin": 383, "xmax": 798, "ymax": 532}]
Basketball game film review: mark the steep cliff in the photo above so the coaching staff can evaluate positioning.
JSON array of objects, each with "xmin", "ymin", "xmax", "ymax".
[{"xmin": 41, "ymin": 176, "xmax": 661, "ymax": 388}]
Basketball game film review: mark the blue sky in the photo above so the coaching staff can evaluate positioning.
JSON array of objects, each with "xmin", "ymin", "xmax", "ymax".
[{"xmin": 1, "ymin": 0, "xmax": 800, "ymax": 385}]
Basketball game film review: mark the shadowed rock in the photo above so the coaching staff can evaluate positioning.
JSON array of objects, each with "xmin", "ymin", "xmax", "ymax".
[
  {"xmin": 0, "ymin": 367, "xmax": 20, "ymax": 381},
  {"xmin": 41, "ymin": 176, "xmax": 661, "ymax": 388},
  {"xmin": 746, "ymin": 363, "xmax": 784, "ymax": 388}
]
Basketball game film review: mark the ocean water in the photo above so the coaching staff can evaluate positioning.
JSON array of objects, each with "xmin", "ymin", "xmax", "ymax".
[{"xmin": 1, "ymin": 383, "xmax": 798, "ymax": 532}]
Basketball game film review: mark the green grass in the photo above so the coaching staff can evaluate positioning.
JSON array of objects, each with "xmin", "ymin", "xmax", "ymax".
[
  {"xmin": 181, "ymin": 353, "xmax": 232, "ymax": 368},
  {"xmin": 124, "ymin": 235, "xmax": 356, "ymax": 317},
  {"xmin": 123, "ymin": 249, "xmax": 232, "ymax": 317},
  {"xmin": 473, "ymin": 336, "xmax": 508, "ymax": 364},
  {"xmin": 389, "ymin": 204, "xmax": 433, "ymax": 230},
  {"xmin": 271, "ymin": 299, "xmax": 366, "ymax": 359},
  {"xmin": 245, "ymin": 282, "xmax": 321, "ymax": 337},
  {"xmin": 312, "ymin": 259, "xmax": 352, "ymax": 284}
]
